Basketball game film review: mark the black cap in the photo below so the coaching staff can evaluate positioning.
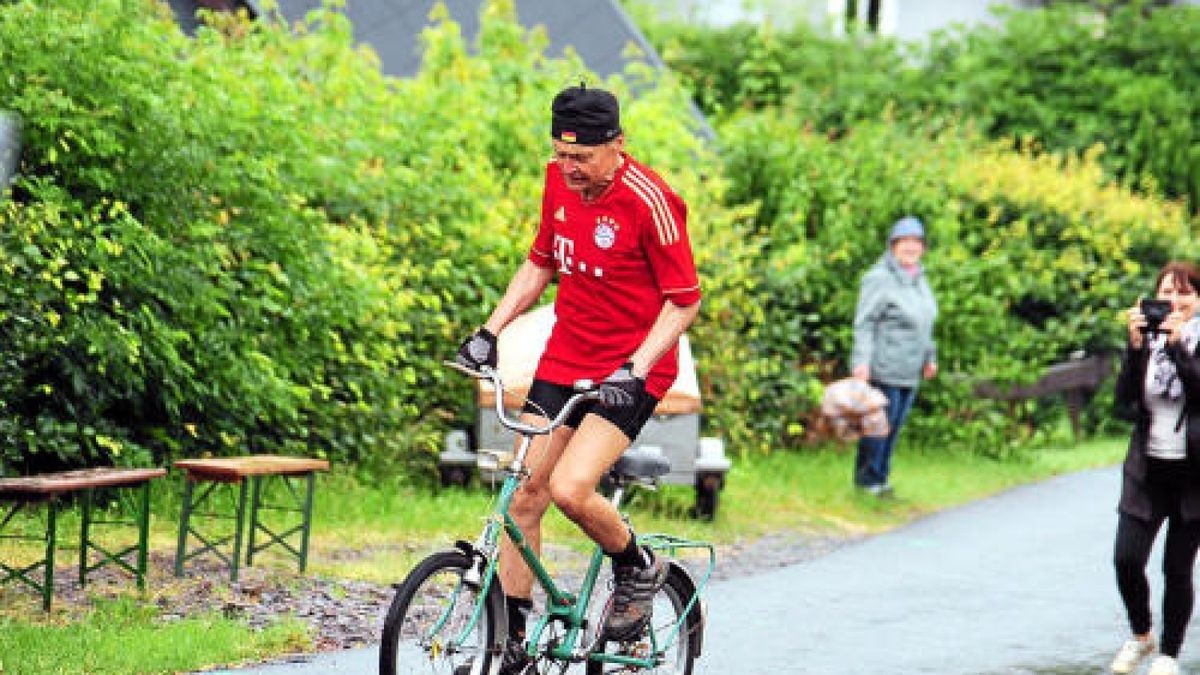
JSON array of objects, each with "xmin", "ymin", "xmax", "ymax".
[{"xmin": 550, "ymin": 85, "xmax": 621, "ymax": 145}]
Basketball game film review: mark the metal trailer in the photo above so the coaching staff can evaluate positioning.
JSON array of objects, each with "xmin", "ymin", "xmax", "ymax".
[{"xmin": 440, "ymin": 305, "xmax": 731, "ymax": 519}]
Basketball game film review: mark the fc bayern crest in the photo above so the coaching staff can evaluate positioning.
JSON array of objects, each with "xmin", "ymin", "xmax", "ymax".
[{"xmin": 594, "ymin": 216, "xmax": 618, "ymax": 249}]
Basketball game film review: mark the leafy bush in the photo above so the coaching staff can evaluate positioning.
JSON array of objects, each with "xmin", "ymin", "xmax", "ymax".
[
  {"xmin": 720, "ymin": 113, "xmax": 1196, "ymax": 455},
  {"xmin": 644, "ymin": 3, "xmax": 1200, "ymax": 211},
  {"xmin": 0, "ymin": 0, "xmax": 766, "ymax": 474},
  {"xmin": 646, "ymin": 20, "xmax": 914, "ymax": 128},
  {"xmin": 919, "ymin": 3, "xmax": 1200, "ymax": 209},
  {"xmin": 0, "ymin": 0, "xmax": 411, "ymax": 472},
  {"xmin": 3, "ymin": 0, "xmax": 1190, "ymax": 475}
]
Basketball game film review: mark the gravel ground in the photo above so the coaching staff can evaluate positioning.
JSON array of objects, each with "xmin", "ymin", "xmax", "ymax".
[{"xmin": 2, "ymin": 528, "xmax": 859, "ymax": 654}]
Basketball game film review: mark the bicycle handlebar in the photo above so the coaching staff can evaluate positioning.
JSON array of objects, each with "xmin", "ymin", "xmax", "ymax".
[{"xmin": 445, "ymin": 361, "xmax": 601, "ymax": 437}]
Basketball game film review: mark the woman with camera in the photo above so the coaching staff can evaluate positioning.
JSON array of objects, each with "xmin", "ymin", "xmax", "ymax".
[{"xmin": 1110, "ymin": 261, "xmax": 1200, "ymax": 675}]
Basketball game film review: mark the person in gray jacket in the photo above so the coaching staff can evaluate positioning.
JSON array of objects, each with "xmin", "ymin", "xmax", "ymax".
[{"xmin": 850, "ymin": 216, "xmax": 938, "ymax": 496}]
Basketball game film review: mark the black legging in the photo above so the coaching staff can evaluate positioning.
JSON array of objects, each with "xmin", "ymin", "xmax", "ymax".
[{"xmin": 1114, "ymin": 458, "xmax": 1200, "ymax": 657}]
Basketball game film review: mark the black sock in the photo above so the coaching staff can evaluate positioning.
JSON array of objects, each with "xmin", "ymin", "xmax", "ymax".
[
  {"xmin": 505, "ymin": 596, "xmax": 533, "ymax": 640},
  {"xmin": 608, "ymin": 534, "xmax": 651, "ymax": 569}
]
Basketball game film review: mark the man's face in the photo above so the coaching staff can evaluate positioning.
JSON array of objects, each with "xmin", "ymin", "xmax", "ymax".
[{"xmin": 552, "ymin": 137, "xmax": 624, "ymax": 195}]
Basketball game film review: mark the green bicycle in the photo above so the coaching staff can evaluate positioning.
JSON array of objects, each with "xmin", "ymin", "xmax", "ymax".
[{"xmin": 379, "ymin": 364, "xmax": 713, "ymax": 674}]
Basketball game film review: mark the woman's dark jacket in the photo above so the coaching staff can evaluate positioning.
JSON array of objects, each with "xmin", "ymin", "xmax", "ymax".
[{"xmin": 1114, "ymin": 338, "xmax": 1200, "ymax": 522}]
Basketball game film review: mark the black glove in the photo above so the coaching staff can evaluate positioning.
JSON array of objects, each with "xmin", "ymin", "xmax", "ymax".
[
  {"xmin": 455, "ymin": 327, "xmax": 498, "ymax": 372},
  {"xmin": 598, "ymin": 362, "xmax": 644, "ymax": 408}
]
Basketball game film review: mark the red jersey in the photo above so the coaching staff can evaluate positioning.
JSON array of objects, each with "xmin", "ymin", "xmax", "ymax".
[{"xmin": 528, "ymin": 153, "xmax": 701, "ymax": 398}]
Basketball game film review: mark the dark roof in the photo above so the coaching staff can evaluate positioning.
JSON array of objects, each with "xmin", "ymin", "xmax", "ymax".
[
  {"xmin": 167, "ymin": 0, "xmax": 713, "ymax": 139},
  {"xmin": 165, "ymin": 0, "xmax": 257, "ymax": 35},
  {"xmin": 168, "ymin": 0, "xmax": 662, "ymax": 78},
  {"xmin": 282, "ymin": 0, "xmax": 666, "ymax": 80}
]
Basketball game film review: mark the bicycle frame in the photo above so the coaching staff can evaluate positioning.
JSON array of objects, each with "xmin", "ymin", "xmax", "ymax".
[
  {"xmin": 459, "ymin": 431, "xmax": 605, "ymax": 663},
  {"xmin": 442, "ymin": 364, "xmax": 714, "ymax": 669}
]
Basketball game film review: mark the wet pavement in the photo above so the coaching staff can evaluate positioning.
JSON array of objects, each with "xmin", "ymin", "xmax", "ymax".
[
  {"xmin": 205, "ymin": 466, "xmax": 1200, "ymax": 674},
  {"xmin": 700, "ymin": 465, "xmax": 1195, "ymax": 674}
]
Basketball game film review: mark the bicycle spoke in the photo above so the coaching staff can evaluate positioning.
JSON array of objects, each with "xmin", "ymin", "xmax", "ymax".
[{"xmin": 380, "ymin": 552, "xmax": 502, "ymax": 675}]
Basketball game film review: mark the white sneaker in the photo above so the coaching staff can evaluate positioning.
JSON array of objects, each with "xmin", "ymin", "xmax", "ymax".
[
  {"xmin": 1111, "ymin": 637, "xmax": 1156, "ymax": 674},
  {"xmin": 1148, "ymin": 655, "xmax": 1180, "ymax": 675}
]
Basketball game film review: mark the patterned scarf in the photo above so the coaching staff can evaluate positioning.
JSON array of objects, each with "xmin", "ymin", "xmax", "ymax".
[{"xmin": 1148, "ymin": 317, "xmax": 1200, "ymax": 400}]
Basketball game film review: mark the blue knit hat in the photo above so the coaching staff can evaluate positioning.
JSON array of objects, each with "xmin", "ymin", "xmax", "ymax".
[{"xmin": 888, "ymin": 216, "xmax": 925, "ymax": 244}]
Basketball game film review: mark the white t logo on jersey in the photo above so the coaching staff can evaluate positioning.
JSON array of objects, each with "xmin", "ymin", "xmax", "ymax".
[{"xmin": 553, "ymin": 235, "xmax": 574, "ymax": 274}]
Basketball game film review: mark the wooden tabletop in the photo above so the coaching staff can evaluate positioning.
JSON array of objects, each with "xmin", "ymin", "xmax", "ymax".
[
  {"xmin": 174, "ymin": 455, "xmax": 330, "ymax": 481},
  {"xmin": 0, "ymin": 467, "xmax": 167, "ymax": 499}
]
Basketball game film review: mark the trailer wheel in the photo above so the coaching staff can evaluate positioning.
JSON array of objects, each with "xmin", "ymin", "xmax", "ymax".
[
  {"xmin": 439, "ymin": 464, "xmax": 471, "ymax": 488},
  {"xmin": 693, "ymin": 472, "xmax": 724, "ymax": 520}
]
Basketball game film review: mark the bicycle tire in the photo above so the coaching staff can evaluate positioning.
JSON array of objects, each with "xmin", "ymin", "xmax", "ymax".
[
  {"xmin": 379, "ymin": 550, "xmax": 506, "ymax": 675},
  {"xmin": 585, "ymin": 565, "xmax": 700, "ymax": 675}
]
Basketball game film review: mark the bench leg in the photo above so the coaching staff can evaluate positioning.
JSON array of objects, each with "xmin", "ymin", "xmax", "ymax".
[
  {"xmin": 245, "ymin": 476, "xmax": 263, "ymax": 568},
  {"xmin": 299, "ymin": 472, "xmax": 315, "ymax": 574},
  {"xmin": 1065, "ymin": 389, "xmax": 1084, "ymax": 441},
  {"xmin": 175, "ymin": 478, "xmax": 193, "ymax": 578},
  {"xmin": 79, "ymin": 488, "xmax": 92, "ymax": 587},
  {"xmin": 43, "ymin": 499, "xmax": 57, "ymax": 612},
  {"xmin": 230, "ymin": 479, "xmax": 249, "ymax": 583},
  {"xmin": 137, "ymin": 479, "xmax": 151, "ymax": 591},
  {"xmin": 242, "ymin": 473, "xmax": 319, "ymax": 574}
]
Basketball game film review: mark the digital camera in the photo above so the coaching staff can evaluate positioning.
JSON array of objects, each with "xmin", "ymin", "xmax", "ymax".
[{"xmin": 1141, "ymin": 298, "xmax": 1173, "ymax": 334}]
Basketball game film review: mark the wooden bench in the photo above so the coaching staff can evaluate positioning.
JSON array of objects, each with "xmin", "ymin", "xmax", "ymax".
[
  {"xmin": 0, "ymin": 467, "xmax": 166, "ymax": 610},
  {"xmin": 973, "ymin": 353, "xmax": 1113, "ymax": 439},
  {"xmin": 173, "ymin": 455, "xmax": 329, "ymax": 582}
]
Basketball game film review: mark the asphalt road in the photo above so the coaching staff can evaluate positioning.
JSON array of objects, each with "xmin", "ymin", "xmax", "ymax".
[{"xmin": 205, "ymin": 465, "xmax": 1198, "ymax": 674}]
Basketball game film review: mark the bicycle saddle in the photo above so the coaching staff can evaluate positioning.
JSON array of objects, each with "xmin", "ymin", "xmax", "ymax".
[{"xmin": 610, "ymin": 447, "xmax": 671, "ymax": 481}]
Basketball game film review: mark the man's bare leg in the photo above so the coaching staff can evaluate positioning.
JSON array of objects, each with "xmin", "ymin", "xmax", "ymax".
[
  {"xmin": 548, "ymin": 415, "xmax": 634, "ymax": 551},
  {"xmin": 497, "ymin": 414, "xmax": 574, "ymax": 600},
  {"xmin": 549, "ymin": 414, "xmax": 666, "ymax": 641}
]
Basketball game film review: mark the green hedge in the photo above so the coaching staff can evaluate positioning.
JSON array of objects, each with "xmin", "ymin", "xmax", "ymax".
[
  {"xmin": 919, "ymin": 4, "xmax": 1200, "ymax": 210},
  {"xmin": 0, "ymin": 0, "xmax": 410, "ymax": 472},
  {"xmin": 720, "ymin": 112, "xmax": 1196, "ymax": 455},
  {"xmin": 2, "ymin": 0, "xmax": 1193, "ymax": 476},
  {"xmin": 645, "ymin": 3, "xmax": 1200, "ymax": 211},
  {"xmin": 0, "ymin": 0, "xmax": 767, "ymax": 475}
]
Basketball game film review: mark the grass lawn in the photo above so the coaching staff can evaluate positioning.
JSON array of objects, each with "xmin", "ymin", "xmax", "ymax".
[
  {"xmin": 0, "ymin": 598, "xmax": 307, "ymax": 675},
  {"xmin": 305, "ymin": 435, "xmax": 1128, "ymax": 583},
  {"xmin": 0, "ymin": 436, "xmax": 1127, "ymax": 673}
]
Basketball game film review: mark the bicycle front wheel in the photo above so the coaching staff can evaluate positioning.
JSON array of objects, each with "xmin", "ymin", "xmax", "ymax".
[
  {"xmin": 586, "ymin": 565, "xmax": 700, "ymax": 675},
  {"xmin": 379, "ymin": 550, "xmax": 505, "ymax": 675}
]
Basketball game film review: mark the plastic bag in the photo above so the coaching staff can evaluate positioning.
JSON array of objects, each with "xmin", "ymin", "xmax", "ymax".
[{"xmin": 818, "ymin": 378, "xmax": 890, "ymax": 442}]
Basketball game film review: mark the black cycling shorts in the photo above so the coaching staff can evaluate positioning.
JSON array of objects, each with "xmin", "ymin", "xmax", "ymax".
[{"xmin": 522, "ymin": 378, "xmax": 659, "ymax": 443}]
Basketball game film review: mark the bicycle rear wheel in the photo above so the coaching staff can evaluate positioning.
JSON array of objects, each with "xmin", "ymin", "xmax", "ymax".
[
  {"xmin": 379, "ymin": 550, "xmax": 505, "ymax": 675},
  {"xmin": 585, "ymin": 565, "xmax": 700, "ymax": 675}
]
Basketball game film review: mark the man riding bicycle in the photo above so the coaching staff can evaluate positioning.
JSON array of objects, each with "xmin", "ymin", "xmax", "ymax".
[{"xmin": 455, "ymin": 83, "xmax": 701, "ymax": 673}]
